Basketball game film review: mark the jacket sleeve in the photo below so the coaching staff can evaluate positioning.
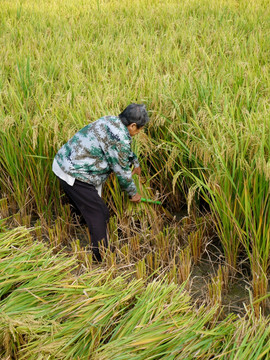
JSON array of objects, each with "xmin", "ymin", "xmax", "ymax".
[
  {"xmin": 106, "ymin": 141, "xmax": 138, "ymax": 197},
  {"xmin": 129, "ymin": 151, "xmax": 140, "ymax": 168}
]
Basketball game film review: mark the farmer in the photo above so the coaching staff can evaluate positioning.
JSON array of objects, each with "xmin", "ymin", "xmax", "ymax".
[{"xmin": 52, "ymin": 103, "xmax": 149, "ymax": 261}]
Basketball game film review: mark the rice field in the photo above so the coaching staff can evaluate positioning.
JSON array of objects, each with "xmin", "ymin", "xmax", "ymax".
[{"xmin": 1, "ymin": 0, "xmax": 270, "ymax": 358}]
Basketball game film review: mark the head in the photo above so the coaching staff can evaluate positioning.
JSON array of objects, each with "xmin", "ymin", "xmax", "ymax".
[{"xmin": 119, "ymin": 103, "xmax": 149, "ymax": 137}]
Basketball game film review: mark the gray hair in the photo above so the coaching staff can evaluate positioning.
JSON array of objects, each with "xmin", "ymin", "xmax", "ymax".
[{"xmin": 119, "ymin": 103, "xmax": 149, "ymax": 128}]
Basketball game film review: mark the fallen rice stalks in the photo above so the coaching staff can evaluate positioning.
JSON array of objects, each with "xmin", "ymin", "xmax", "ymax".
[{"xmin": 1, "ymin": 227, "xmax": 270, "ymax": 359}]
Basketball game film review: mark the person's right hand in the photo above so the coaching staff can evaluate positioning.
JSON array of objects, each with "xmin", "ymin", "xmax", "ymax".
[
  {"xmin": 132, "ymin": 166, "xmax": 141, "ymax": 176},
  {"xmin": 130, "ymin": 193, "xmax": 141, "ymax": 203}
]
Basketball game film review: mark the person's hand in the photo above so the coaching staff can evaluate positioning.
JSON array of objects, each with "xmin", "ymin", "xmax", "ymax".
[
  {"xmin": 132, "ymin": 166, "xmax": 141, "ymax": 176},
  {"xmin": 130, "ymin": 193, "xmax": 141, "ymax": 203}
]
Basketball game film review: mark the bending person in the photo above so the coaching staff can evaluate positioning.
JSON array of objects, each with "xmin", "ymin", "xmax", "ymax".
[{"xmin": 52, "ymin": 103, "xmax": 149, "ymax": 261}]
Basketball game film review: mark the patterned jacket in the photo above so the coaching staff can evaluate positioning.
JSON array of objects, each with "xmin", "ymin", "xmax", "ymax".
[{"xmin": 54, "ymin": 116, "xmax": 139, "ymax": 196}]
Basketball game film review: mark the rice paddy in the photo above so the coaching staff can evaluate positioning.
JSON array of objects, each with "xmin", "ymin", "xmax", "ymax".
[{"xmin": 1, "ymin": 0, "xmax": 270, "ymax": 358}]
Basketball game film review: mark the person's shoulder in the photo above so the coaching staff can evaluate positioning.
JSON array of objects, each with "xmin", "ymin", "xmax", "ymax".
[
  {"xmin": 94, "ymin": 115, "xmax": 118, "ymax": 127},
  {"xmin": 102, "ymin": 116, "xmax": 122, "ymax": 131},
  {"xmin": 104, "ymin": 115, "xmax": 120, "ymax": 123},
  {"xmin": 104, "ymin": 116, "xmax": 130, "ymax": 142}
]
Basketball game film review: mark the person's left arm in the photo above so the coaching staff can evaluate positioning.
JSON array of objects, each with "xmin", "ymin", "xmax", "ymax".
[
  {"xmin": 129, "ymin": 152, "xmax": 141, "ymax": 176},
  {"xmin": 106, "ymin": 141, "xmax": 138, "ymax": 197}
]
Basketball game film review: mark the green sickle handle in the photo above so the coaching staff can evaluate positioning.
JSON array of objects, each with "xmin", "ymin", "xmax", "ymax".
[{"xmin": 141, "ymin": 197, "xmax": 162, "ymax": 205}]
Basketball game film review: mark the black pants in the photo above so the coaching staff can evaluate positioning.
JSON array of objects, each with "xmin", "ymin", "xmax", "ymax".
[{"xmin": 59, "ymin": 178, "xmax": 109, "ymax": 261}]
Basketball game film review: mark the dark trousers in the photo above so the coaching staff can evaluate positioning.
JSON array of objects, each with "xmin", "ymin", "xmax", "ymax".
[{"xmin": 59, "ymin": 178, "xmax": 109, "ymax": 261}]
